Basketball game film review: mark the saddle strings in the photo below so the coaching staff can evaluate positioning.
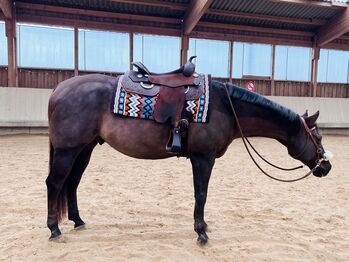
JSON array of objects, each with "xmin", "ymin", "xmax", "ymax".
[{"xmin": 224, "ymin": 85, "xmax": 317, "ymax": 183}]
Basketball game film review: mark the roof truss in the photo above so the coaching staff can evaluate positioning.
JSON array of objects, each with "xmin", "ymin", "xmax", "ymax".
[
  {"xmin": 316, "ymin": 7, "xmax": 349, "ymax": 46},
  {"xmin": 0, "ymin": 0, "xmax": 12, "ymax": 18},
  {"xmin": 183, "ymin": 0, "xmax": 213, "ymax": 35}
]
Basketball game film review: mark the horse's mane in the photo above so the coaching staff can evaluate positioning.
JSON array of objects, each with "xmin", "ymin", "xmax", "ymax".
[{"xmin": 212, "ymin": 80, "xmax": 300, "ymax": 124}]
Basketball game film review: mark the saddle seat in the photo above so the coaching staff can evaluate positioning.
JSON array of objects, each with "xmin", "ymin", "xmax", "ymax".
[{"xmin": 132, "ymin": 56, "xmax": 196, "ymax": 78}]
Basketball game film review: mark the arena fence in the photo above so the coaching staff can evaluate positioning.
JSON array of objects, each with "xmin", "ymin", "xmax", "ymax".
[{"xmin": 0, "ymin": 87, "xmax": 348, "ymax": 135}]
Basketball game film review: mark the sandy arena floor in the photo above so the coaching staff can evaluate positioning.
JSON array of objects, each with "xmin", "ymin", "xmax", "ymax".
[{"xmin": 0, "ymin": 135, "xmax": 348, "ymax": 261}]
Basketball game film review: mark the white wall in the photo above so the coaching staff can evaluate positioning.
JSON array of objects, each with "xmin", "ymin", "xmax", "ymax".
[
  {"xmin": 0, "ymin": 87, "xmax": 52, "ymax": 127},
  {"xmin": 269, "ymin": 96, "xmax": 349, "ymax": 128},
  {"xmin": 0, "ymin": 87, "xmax": 348, "ymax": 129}
]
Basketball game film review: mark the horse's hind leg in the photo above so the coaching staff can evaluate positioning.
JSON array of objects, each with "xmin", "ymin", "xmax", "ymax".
[
  {"xmin": 46, "ymin": 146, "xmax": 82, "ymax": 240},
  {"xmin": 190, "ymin": 152, "xmax": 215, "ymax": 245},
  {"xmin": 66, "ymin": 140, "xmax": 97, "ymax": 229}
]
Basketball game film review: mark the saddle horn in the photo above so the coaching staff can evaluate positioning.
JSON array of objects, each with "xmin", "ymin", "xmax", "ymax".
[{"xmin": 183, "ymin": 56, "xmax": 197, "ymax": 77}]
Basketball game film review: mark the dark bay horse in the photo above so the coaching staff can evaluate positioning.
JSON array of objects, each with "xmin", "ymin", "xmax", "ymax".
[{"xmin": 46, "ymin": 74, "xmax": 332, "ymax": 244}]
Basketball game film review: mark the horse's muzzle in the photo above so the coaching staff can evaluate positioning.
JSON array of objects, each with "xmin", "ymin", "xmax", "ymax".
[{"xmin": 313, "ymin": 161, "xmax": 332, "ymax": 177}]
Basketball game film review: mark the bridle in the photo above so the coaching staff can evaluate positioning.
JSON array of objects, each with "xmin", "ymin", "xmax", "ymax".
[
  {"xmin": 289, "ymin": 117, "xmax": 325, "ymax": 163},
  {"xmin": 224, "ymin": 85, "xmax": 325, "ymax": 182}
]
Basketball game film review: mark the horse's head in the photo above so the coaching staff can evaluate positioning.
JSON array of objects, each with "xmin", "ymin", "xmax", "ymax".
[{"xmin": 287, "ymin": 110, "xmax": 332, "ymax": 177}]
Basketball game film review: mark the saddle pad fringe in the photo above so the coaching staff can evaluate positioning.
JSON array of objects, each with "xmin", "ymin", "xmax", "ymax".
[{"xmin": 113, "ymin": 74, "xmax": 210, "ymax": 123}]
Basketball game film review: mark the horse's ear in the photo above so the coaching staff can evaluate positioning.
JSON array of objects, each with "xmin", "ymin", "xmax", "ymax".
[
  {"xmin": 301, "ymin": 110, "xmax": 308, "ymax": 118},
  {"xmin": 305, "ymin": 110, "xmax": 319, "ymax": 128}
]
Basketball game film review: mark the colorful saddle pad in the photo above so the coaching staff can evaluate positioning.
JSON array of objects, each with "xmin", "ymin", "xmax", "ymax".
[{"xmin": 113, "ymin": 74, "xmax": 210, "ymax": 123}]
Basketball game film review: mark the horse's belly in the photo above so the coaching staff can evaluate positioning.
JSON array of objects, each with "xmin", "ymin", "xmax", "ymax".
[{"xmin": 100, "ymin": 116, "xmax": 173, "ymax": 159}]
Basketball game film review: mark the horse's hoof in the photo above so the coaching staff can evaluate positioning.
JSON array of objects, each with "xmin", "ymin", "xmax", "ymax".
[
  {"xmin": 48, "ymin": 227, "xmax": 61, "ymax": 241},
  {"xmin": 49, "ymin": 234, "xmax": 65, "ymax": 243},
  {"xmin": 197, "ymin": 234, "xmax": 209, "ymax": 246},
  {"xmin": 74, "ymin": 223, "xmax": 86, "ymax": 231},
  {"xmin": 73, "ymin": 218, "xmax": 85, "ymax": 228}
]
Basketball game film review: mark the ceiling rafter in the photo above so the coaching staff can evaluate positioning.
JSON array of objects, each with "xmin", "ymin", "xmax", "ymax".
[
  {"xmin": 316, "ymin": 7, "xmax": 349, "ymax": 46},
  {"xmin": 0, "ymin": 0, "xmax": 12, "ymax": 19},
  {"xmin": 17, "ymin": 13, "xmax": 181, "ymax": 36},
  {"xmin": 15, "ymin": 2, "xmax": 181, "ymax": 25},
  {"xmin": 183, "ymin": 0, "xmax": 213, "ymax": 35}
]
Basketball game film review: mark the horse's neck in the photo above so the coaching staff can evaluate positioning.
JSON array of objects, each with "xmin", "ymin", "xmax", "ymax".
[{"xmin": 234, "ymin": 103, "xmax": 298, "ymax": 143}]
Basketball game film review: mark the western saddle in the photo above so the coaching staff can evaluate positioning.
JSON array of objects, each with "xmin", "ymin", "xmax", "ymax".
[{"xmin": 121, "ymin": 56, "xmax": 204, "ymax": 154}]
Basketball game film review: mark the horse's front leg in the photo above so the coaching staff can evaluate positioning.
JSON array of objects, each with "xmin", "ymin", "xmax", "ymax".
[{"xmin": 190, "ymin": 152, "xmax": 215, "ymax": 245}]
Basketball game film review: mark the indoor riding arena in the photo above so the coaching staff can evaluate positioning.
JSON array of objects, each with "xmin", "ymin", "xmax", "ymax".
[{"xmin": 0, "ymin": 0, "xmax": 349, "ymax": 261}]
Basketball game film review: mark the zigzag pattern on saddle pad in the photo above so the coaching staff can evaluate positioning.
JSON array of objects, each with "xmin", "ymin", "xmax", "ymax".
[{"xmin": 113, "ymin": 75, "xmax": 210, "ymax": 123}]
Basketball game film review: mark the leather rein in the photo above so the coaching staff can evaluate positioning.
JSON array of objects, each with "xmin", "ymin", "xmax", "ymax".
[{"xmin": 224, "ymin": 85, "xmax": 325, "ymax": 183}]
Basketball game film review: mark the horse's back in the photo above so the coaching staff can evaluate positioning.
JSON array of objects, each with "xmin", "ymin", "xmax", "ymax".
[{"xmin": 48, "ymin": 74, "xmax": 118, "ymax": 147}]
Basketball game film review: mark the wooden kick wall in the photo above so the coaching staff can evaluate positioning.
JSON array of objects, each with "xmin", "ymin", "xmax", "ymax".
[{"xmin": 0, "ymin": 66, "xmax": 348, "ymax": 98}]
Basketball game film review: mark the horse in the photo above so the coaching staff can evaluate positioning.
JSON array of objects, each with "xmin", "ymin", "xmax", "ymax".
[{"xmin": 46, "ymin": 74, "xmax": 332, "ymax": 244}]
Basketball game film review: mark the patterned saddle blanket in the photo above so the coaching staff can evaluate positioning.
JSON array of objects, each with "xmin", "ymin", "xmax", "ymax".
[{"xmin": 113, "ymin": 72, "xmax": 210, "ymax": 123}]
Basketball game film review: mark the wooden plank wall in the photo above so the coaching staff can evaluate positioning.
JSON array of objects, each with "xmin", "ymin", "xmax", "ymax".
[
  {"xmin": 0, "ymin": 67, "xmax": 119, "ymax": 89},
  {"xmin": 212, "ymin": 77, "xmax": 271, "ymax": 95},
  {"xmin": 18, "ymin": 68, "xmax": 75, "ymax": 89},
  {"xmin": 0, "ymin": 67, "xmax": 348, "ymax": 98},
  {"xmin": 274, "ymin": 81, "xmax": 311, "ymax": 97},
  {"xmin": 231, "ymin": 79, "xmax": 271, "ymax": 96},
  {"xmin": 317, "ymin": 82, "xmax": 349, "ymax": 98}
]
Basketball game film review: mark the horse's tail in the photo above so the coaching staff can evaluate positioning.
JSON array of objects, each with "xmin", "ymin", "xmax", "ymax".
[
  {"xmin": 57, "ymin": 183, "xmax": 68, "ymax": 223},
  {"xmin": 48, "ymin": 140, "xmax": 68, "ymax": 223}
]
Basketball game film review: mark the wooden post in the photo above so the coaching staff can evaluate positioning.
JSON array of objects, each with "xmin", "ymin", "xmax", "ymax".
[
  {"xmin": 311, "ymin": 46, "xmax": 320, "ymax": 97},
  {"xmin": 271, "ymin": 44, "xmax": 276, "ymax": 96},
  {"xmin": 74, "ymin": 27, "xmax": 78, "ymax": 76},
  {"xmin": 129, "ymin": 32, "xmax": 133, "ymax": 70},
  {"xmin": 5, "ymin": 3, "xmax": 17, "ymax": 87},
  {"xmin": 229, "ymin": 40, "xmax": 233, "ymax": 83},
  {"xmin": 180, "ymin": 34, "xmax": 188, "ymax": 66}
]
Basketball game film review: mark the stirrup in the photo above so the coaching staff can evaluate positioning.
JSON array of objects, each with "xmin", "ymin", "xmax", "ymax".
[{"xmin": 166, "ymin": 127, "xmax": 181, "ymax": 153}]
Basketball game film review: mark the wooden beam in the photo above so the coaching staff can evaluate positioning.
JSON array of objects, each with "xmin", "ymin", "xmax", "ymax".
[
  {"xmin": 16, "ymin": 2, "xmax": 181, "ymax": 25},
  {"xmin": 323, "ymin": 41, "xmax": 349, "ymax": 51},
  {"xmin": 316, "ymin": 7, "xmax": 349, "ymax": 46},
  {"xmin": 197, "ymin": 21, "xmax": 314, "ymax": 37},
  {"xmin": 17, "ymin": 13, "xmax": 181, "ymax": 36},
  {"xmin": 0, "ymin": 0, "xmax": 12, "ymax": 19},
  {"xmin": 270, "ymin": 0, "xmax": 348, "ymax": 8},
  {"xmin": 74, "ymin": 27, "xmax": 78, "ymax": 76},
  {"xmin": 207, "ymin": 9, "xmax": 326, "ymax": 26},
  {"xmin": 311, "ymin": 47, "xmax": 320, "ymax": 97},
  {"xmin": 180, "ymin": 34, "xmax": 189, "ymax": 65},
  {"xmin": 190, "ymin": 30, "xmax": 313, "ymax": 48},
  {"xmin": 183, "ymin": 0, "xmax": 213, "ymax": 35}
]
